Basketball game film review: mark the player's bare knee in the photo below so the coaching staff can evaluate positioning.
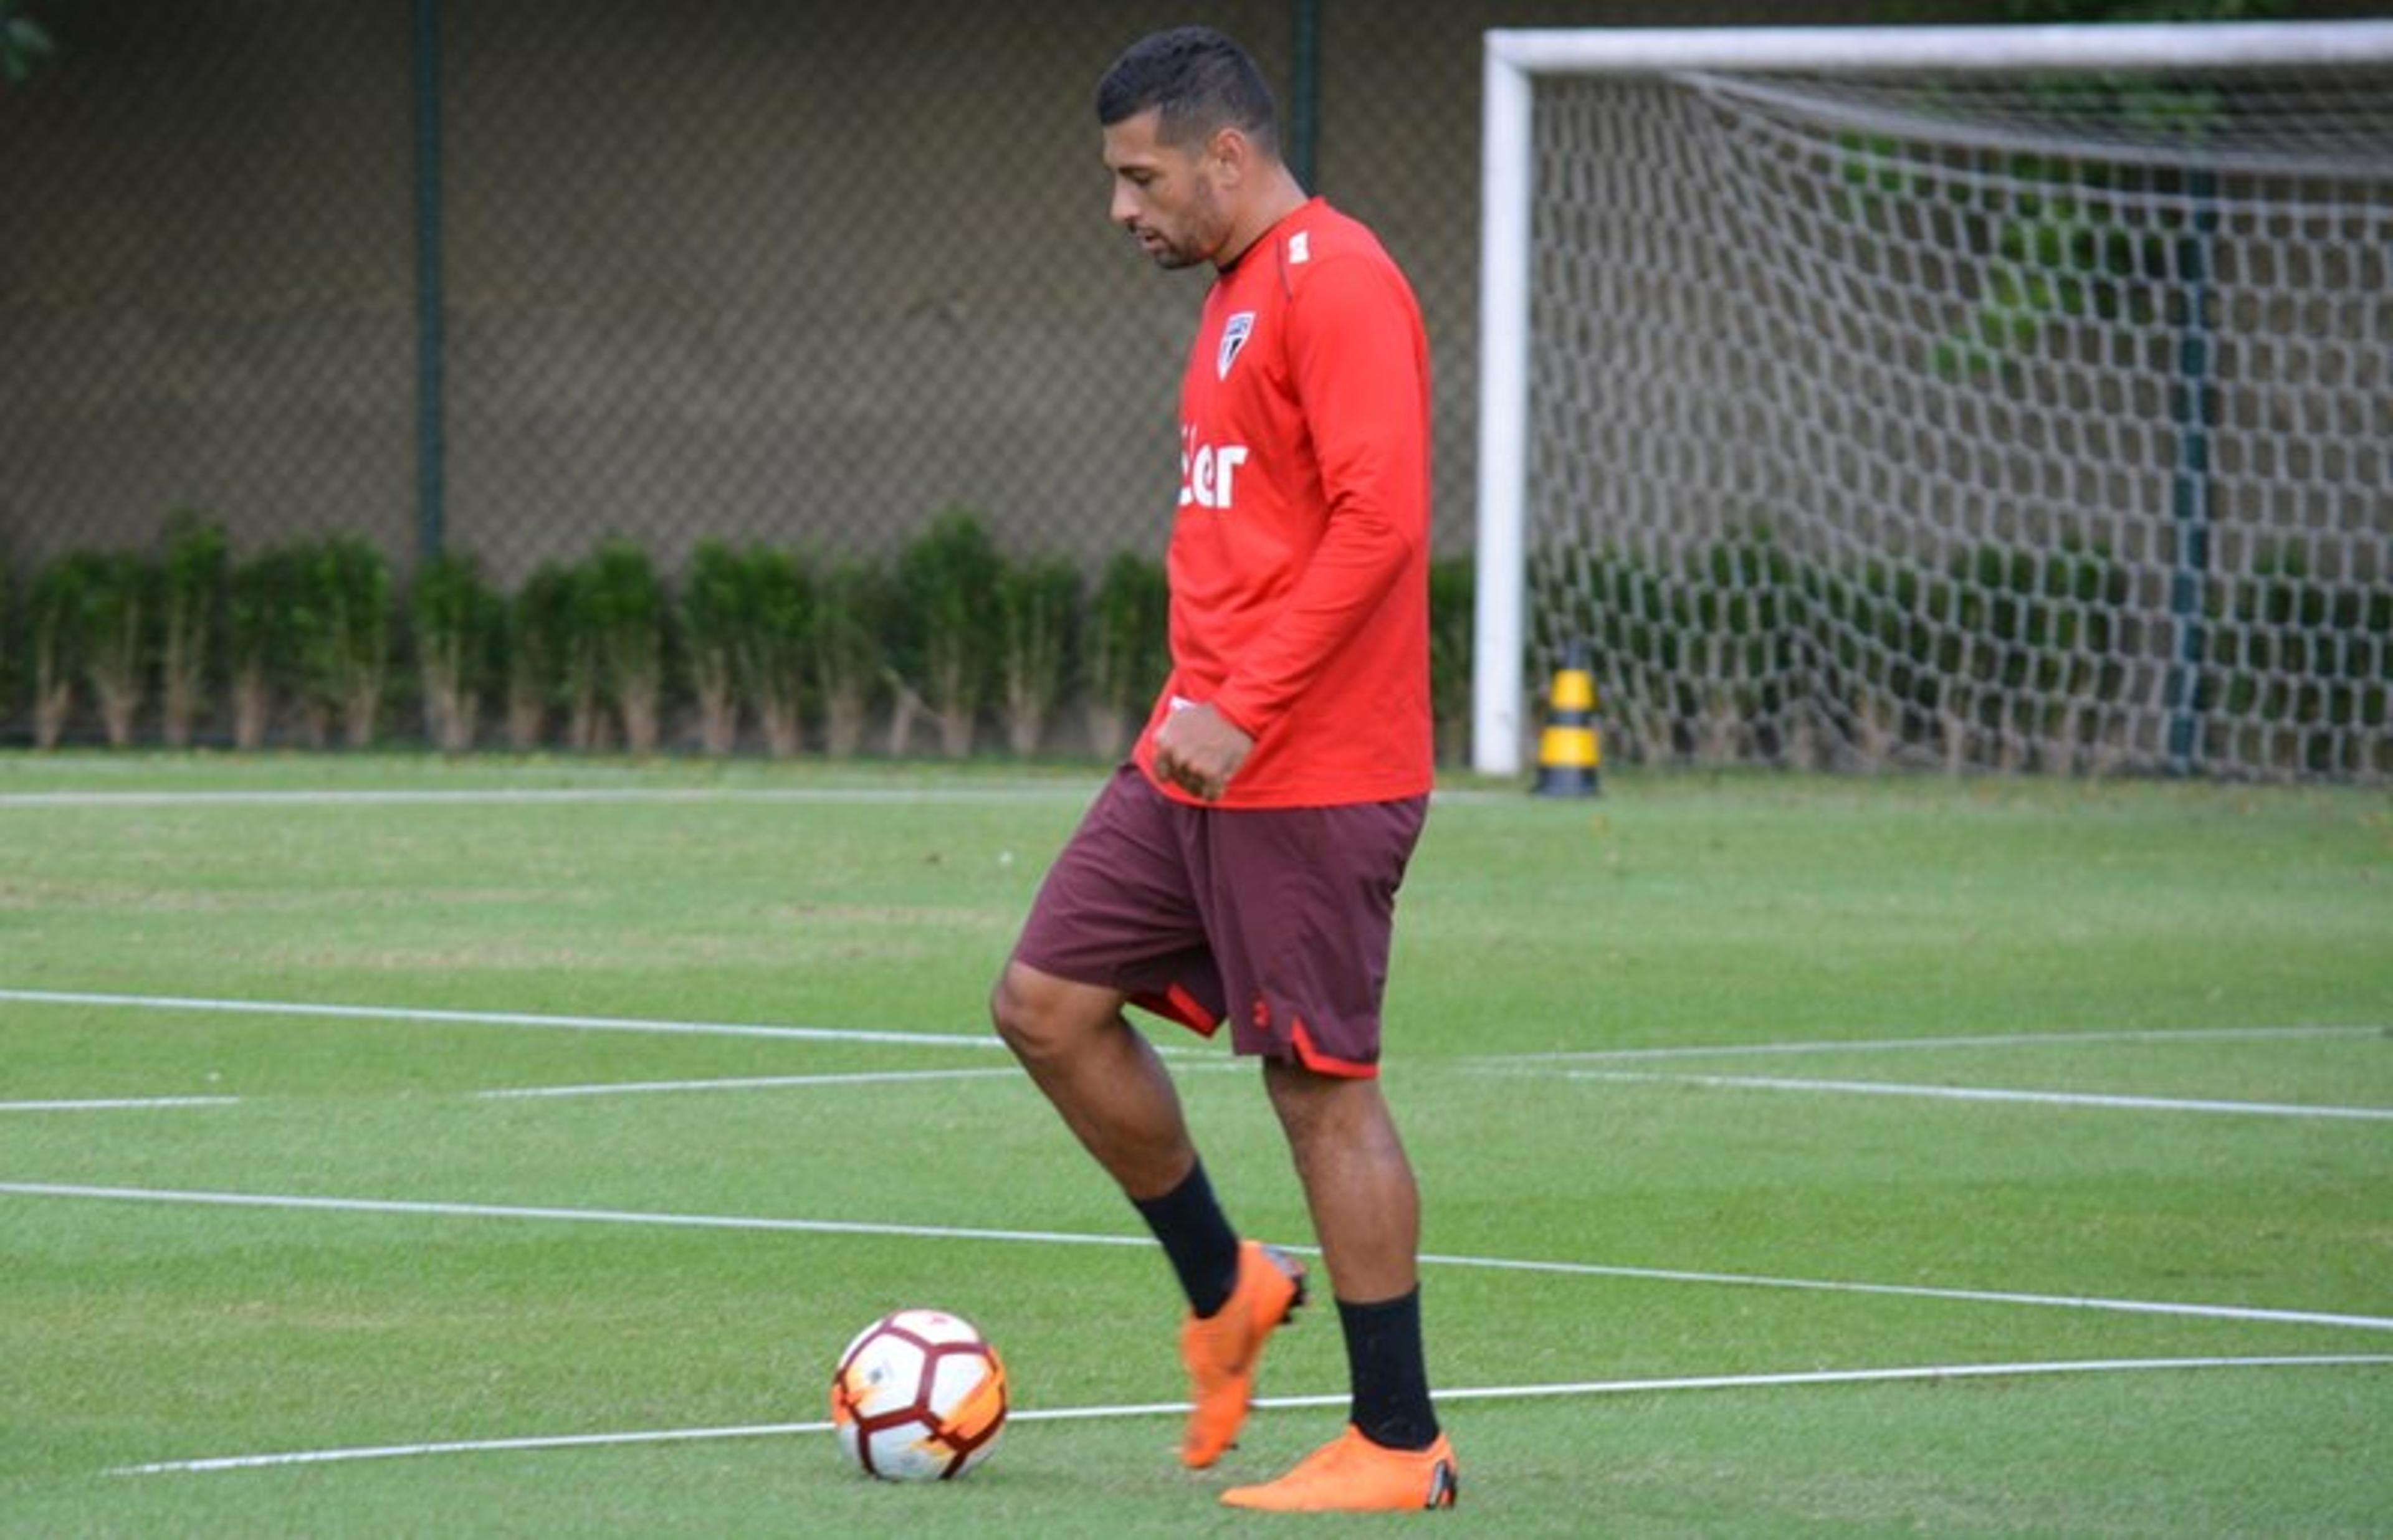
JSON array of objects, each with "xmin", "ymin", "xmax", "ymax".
[
  {"xmin": 988, "ymin": 962, "xmax": 1082, "ymax": 1064},
  {"xmin": 988, "ymin": 967, "xmax": 1040, "ymax": 1057},
  {"xmin": 1264, "ymin": 1060, "xmax": 1396, "ymax": 1148}
]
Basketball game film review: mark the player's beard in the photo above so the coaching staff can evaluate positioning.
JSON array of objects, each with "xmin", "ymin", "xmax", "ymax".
[
  {"xmin": 1138, "ymin": 184, "xmax": 1230, "ymax": 270},
  {"xmin": 1143, "ymin": 235, "xmax": 1205, "ymax": 270}
]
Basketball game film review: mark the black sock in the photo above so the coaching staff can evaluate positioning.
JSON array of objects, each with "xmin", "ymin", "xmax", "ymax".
[
  {"xmin": 1130, "ymin": 1159, "xmax": 1240, "ymax": 1318},
  {"xmin": 1339, "ymin": 1288, "xmax": 1440, "ymax": 1451}
]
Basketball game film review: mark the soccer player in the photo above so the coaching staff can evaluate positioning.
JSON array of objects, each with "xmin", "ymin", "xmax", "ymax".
[{"xmin": 988, "ymin": 25, "xmax": 1456, "ymax": 1514}]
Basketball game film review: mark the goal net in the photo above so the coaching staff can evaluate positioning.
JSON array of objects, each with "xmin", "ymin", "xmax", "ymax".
[{"xmin": 1474, "ymin": 22, "xmax": 2393, "ymax": 781}]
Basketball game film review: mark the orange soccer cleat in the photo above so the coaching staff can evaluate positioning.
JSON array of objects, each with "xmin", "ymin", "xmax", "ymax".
[
  {"xmin": 1177, "ymin": 1240, "xmax": 1307, "ymax": 1469},
  {"xmin": 1220, "ymin": 1424, "xmax": 1459, "ymax": 1512}
]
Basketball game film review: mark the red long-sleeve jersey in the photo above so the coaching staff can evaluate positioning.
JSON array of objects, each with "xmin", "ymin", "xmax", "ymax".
[{"xmin": 1132, "ymin": 198, "xmax": 1434, "ymax": 809}]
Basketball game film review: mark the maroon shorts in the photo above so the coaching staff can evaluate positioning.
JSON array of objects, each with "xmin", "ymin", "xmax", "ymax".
[{"xmin": 1010, "ymin": 766, "xmax": 1428, "ymax": 1078}]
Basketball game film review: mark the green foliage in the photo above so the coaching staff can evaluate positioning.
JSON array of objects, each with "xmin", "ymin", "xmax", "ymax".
[
  {"xmin": 1428, "ymin": 556, "xmax": 1473, "ymax": 765},
  {"xmin": 996, "ymin": 556, "xmax": 1081, "ymax": 758},
  {"xmin": 27, "ymin": 550, "xmax": 94, "ymax": 748},
  {"xmin": 13, "ymin": 518, "xmax": 2374, "ymax": 781},
  {"xmin": 290, "ymin": 538, "xmax": 392, "ymax": 749},
  {"xmin": 574, "ymin": 540, "xmax": 666, "ymax": 756},
  {"xmin": 506, "ymin": 563, "xmax": 582, "ymax": 751},
  {"xmin": 0, "ymin": 0, "xmax": 53, "ymax": 87},
  {"xmin": 893, "ymin": 510, "xmax": 1003, "ymax": 758},
  {"xmin": 680, "ymin": 541, "xmax": 752, "ymax": 758},
  {"xmin": 0, "ymin": 553, "xmax": 11, "ymax": 739},
  {"xmin": 678, "ymin": 541, "xmax": 814, "ymax": 758},
  {"xmin": 79, "ymin": 549, "xmax": 153, "ymax": 748},
  {"xmin": 741, "ymin": 546, "xmax": 812, "ymax": 759},
  {"xmin": 2204, "ymin": 542, "xmax": 2392, "ymax": 777},
  {"xmin": 227, "ymin": 547, "xmax": 302, "ymax": 749},
  {"xmin": 810, "ymin": 558, "xmax": 886, "ymax": 760},
  {"xmin": 412, "ymin": 553, "xmax": 500, "ymax": 753},
  {"xmin": 158, "ymin": 513, "xmax": 229, "ymax": 748},
  {"xmin": 1541, "ymin": 528, "xmax": 2140, "ymax": 772},
  {"xmin": 1081, "ymin": 551, "xmax": 1169, "ymax": 761},
  {"xmin": 1843, "ymin": 0, "xmax": 2281, "ymax": 385}
]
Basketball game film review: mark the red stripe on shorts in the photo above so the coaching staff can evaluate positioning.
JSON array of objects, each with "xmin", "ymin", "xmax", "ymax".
[{"xmin": 1289, "ymin": 1016, "xmax": 1377, "ymax": 1080}]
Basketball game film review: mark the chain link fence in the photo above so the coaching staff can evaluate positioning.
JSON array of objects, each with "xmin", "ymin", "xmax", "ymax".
[{"xmin": 3, "ymin": 0, "xmax": 2382, "ymax": 763}]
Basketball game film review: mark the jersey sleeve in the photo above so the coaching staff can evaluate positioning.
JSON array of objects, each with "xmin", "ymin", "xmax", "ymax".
[{"xmin": 1209, "ymin": 255, "xmax": 1430, "ymax": 741}]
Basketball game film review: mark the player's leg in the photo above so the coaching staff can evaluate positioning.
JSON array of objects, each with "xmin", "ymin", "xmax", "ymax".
[
  {"xmin": 993, "ymin": 964, "xmax": 1294, "ymax": 1470},
  {"xmin": 1261, "ymin": 1062, "xmax": 1438, "ymax": 1445},
  {"xmin": 1260, "ymin": 1062, "xmax": 1420, "ymax": 1311},
  {"xmin": 1204, "ymin": 795, "xmax": 1456, "ymax": 1511},
  {"xmin": 1218, "ymin": 1062, "xmax": 1455, "ymax": 1511},
  {"xmin": 988, "ymin": 960, "xmax": 1194, "ymax": 1200},
  {"xmin": 995, "ymin": 768, "xmax": 1302, "ymax": 1469}
]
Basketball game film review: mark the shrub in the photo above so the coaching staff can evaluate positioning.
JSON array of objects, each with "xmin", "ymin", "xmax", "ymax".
[
  {"xmin": 227, "ymin": 547, "xmax": 302, "ymax": 749},
  {"xmin": 413, "ymin": 553, "xmax": 500, "ymax": 753},
  {"xmin": 27, "ymin": 553, "xmax": 93, "ymax": 749},
  {"xmin": 1081, "ymin": 552, "xmax": 1169, "ymax": 761},
  {"xmin": 679, "ymin": 542, "xmax": 810, "ymax": 758},
  {"xmin": 0, "ymin": 553, "xmax": 11, "ymax": 740},
  {"xmin": 997, "ymin": 556, "xmax": 1080, "ymax": 758},
  {"xmin": 742, "ymin": 546, "xmax": 812, "ymax": 759},
  {"xmin": 810, "ymin": 558, "xmax": 886, "ymax": 760},
  {"xmin": 506, "ymin": 563, "xmax": 581, "ymax": 751},
  {"xmin": 681, "ymin": 541, "xmax": 749, "ymax": 757},
  {"xmin": 1428, "ymin": 556, "xmax": 1473, "ymax": 765},
  {"xmin": 158, "ymin": 514, "xmax": 229, "ymax": 748},
  {"xmin": 576, "ymin": 539, "xmax": 666, "ymax": 756},
  {"xmin": 894, "ymin": 510, "xmax": 1002, "ymax": 758},
  {"xmin": 2207, "ymin": 541, "xmax": 2392, "ymax": 777},
  {"xmin": 293, "ymin": 538, "xmax": 392, "ymax": 749},
  {"xmin": 81, "ymin": 551, "xmax": 153, "ymax": 748}
]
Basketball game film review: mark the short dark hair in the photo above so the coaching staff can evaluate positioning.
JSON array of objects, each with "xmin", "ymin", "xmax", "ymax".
[{"xmin": 1096, "ymin": 26, "xmax": 1279, "ymax": 157}]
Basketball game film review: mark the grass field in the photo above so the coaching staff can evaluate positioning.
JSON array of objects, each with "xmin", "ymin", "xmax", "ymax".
[{"xmin": 2, "ymin": 753, "xmax": 2387, "ymax": 1535}]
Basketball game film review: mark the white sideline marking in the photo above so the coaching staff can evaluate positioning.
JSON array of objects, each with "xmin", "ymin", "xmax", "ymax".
[
  {"xmin": 0, "ymin": 1182, "xmax": 1156, "ymax": 1253},
  {"xmin": 4, "ymin": 1063, "xmax": 1235, "ymax": 1111},
  {"xmin": 1559, "ymin": 1069, "xmax": 2393, "ymax": 1122},
  {"xmin": 477, "ymin": 1061, "xmax": 1244, "ymax": 1101},
  {"xmin": 473, "ymin": 1068, "xmax": 1026, "ymax": 1100},
  {"xmin": 0, "ymin": 988, "xmax": 1004, "ymax": 1052},
  {"xmin": 1484, "ymin": 1024, "xmax": 2385, "ymax": 1065},
  {"xmin": 0, "ymin": 786, "xmax": 1090, "ymax": 809},
  {"xmin": 7, "ymin": 1182, "xmax": 2389, "ymax": 1336},
  {"xmin": 0, "ymin": 1096, "xmax": 242, "ymax": 1113},
  {"xmin": 111, "ymin": 1354, "xmax": 2393, "ymax": 1475}
]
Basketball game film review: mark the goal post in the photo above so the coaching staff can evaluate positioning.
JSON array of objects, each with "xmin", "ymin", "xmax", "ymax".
[{"xmin": 1474, "ymin": 21, "xmax": 2393, "ymax": 779}]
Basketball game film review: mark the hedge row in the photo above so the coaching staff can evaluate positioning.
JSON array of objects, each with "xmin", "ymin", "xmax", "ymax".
[
  {"xmin": 1536, "ymin": 528, "xmax": 2391, "ymax": 776},
  {"xmin": 1, "ymin": 511, "xmax": 1481, "ymax": 762}
]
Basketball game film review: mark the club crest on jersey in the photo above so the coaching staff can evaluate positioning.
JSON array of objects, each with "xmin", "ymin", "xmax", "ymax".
[{"xmin": 1216, "ymin": 311, "xmax": 1256, "ymax": 380}]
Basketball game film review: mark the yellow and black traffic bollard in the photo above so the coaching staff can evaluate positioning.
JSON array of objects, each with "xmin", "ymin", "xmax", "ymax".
[{"xmin": 1532, "ymin": 647, "xmax": 1600, "ymax": 797}]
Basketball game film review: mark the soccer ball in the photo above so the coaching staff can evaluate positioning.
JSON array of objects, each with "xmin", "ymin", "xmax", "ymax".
[{"xmin": 829, "ymin": 1308, "xmax": 1008, "ymax": 1481}]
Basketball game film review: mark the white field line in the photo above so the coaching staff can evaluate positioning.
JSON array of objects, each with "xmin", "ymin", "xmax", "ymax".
[
  {"xmin": 476, "ymin": 1060, "xmax": 1247, "ymax": 1101},
  {"xmin": 0, "ymin": 784, "xmax": 1501, "ymax": 810},
  {"xmin": 0, "ymin": 987, "xmax": 1007, "ymax": 1052},
  {"xmin": 111, "ymin": 1354, "xmax": 2393, "ymax": 1476},
  {"xmin": 0, "ymin": 786, "xmax": 1092, "ymax": 809},
  {"xmin": 472, "ymin": 1068, "xmax": 1028, "ymax": 1100},
  {"xmin": 0, "ymin": 1096, "xmax": 243, "ymax": 1113},
  {"xmin": 0, "ymin": 1073, "xmax": 1022, "ymax": 1114},
  {"xmin": 1, "ymin": 1062, "xmax": 1248, "ymax": 1113},
  {"xmin": 0, "ymin": 1073, "xmax": 1018, "ymax": 1115},
  {"xmin": 1554, "ymin": 1068, "xmax": 2393, "ymax": 1122},
  {"xmin": 1483, "ymin": 1024, "xmax": 2385, "ymax": 1066},
  {"xmin": 0, "ymin": 1181, "xmax": 1158, "ymax": 1252},
  {"xmin": 8, "ymin": 1181, "xmax": 2389, "ymax": 1336}
]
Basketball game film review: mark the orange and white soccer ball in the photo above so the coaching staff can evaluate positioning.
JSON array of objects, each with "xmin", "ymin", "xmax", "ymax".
[{"xmin": 829, "ymin": 1308, "xmax": 1008, "ymax": 1481}]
